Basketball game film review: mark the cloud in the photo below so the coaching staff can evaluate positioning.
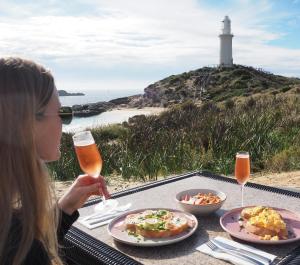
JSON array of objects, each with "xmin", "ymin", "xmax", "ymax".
[{"xmin": 0, "ymin": 0, "xmax": 299, "ymax": 92}]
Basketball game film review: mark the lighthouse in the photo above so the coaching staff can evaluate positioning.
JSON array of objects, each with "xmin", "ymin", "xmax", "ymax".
[{"xmin": 219, "ymin": 16, "xmax": 233, "ymax": 67}]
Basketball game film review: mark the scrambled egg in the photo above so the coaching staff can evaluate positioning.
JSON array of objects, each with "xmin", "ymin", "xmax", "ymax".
[
  {"xmin": 247, "ymin": 208, "xmax": 287, "ymax": 240},
  {"xmin": 248, "ymin": 208, "xmax": 286, "ymax": 232},
  {"xmin": 260, "ymin": 235, "xmax": 279, "ymax": 240}
]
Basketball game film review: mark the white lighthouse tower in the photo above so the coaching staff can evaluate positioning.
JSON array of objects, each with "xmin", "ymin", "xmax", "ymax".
[{"xmin": 219, "ymin": 16, "xmax": 233, "ymax": 67}]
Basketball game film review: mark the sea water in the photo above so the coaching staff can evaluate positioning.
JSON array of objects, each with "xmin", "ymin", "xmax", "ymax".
[
  {"xmin": 59, "ymin": 88, "xmax": 142, "ymax": 106},
  {"xmin": 60, "ymin": 88, "xmax": 150, "ymax": 132}
]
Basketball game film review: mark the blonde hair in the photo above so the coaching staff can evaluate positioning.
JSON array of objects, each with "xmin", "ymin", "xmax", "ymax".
[{"xmin": 0, "ymin": 58, "xmax": 63, "ymax": 265}]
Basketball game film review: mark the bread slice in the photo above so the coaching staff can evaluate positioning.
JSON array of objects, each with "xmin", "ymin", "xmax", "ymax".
[
  {"xmin": 124, "ymin": 210, "xmax": 190, "ymax": 238},
  {"xmin": 241, "ymin": 206, "xmax": 265, "ymax": 220}
]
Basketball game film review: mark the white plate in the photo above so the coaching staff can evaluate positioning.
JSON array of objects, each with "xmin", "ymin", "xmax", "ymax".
[{"xmin": 107, "ymin": 208, "xmax": 198, "ymax": 247}]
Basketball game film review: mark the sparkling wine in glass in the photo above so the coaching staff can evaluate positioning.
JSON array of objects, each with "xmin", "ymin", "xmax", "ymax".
[
  {"xmin": 235, "ymin": 151, "xmax": 250, "ymax": 207},
  {"xmin": 73, "ymin": 130, "xmax": 117, "ymax": 212}
]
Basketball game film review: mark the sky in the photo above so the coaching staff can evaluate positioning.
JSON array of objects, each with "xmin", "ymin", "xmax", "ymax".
[{"xmin": 0, "ymin": 0, "xmax": 300, "ymax": 93}]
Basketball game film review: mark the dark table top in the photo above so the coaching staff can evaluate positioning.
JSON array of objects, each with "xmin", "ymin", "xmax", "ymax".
[{"xmin": 64, "ymin": 171, "xmax": 300, "ymax": 265}]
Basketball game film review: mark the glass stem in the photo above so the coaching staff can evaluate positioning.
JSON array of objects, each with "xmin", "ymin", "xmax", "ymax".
[
  {"xmin": 241, "ymin": 183, "xmax": 245, "ymax": 207},
  {"xmin": 101, "ymin": 187, "xmax": 106, "ymax": 204}
]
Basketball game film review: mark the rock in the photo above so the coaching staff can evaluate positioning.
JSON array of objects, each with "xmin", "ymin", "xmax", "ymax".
[
  {"xmin": 109, "ymin": 97, "xmax": 130, "ymax": 105},
  {"xmin": 72, "ymin": 104, "xmax": 86, "ymax": 111},
  {"xmin": 86, "ymin": 101, "xmax": 114, "ymax": 110},
  {"xmin": 74, "ymin": 109, "xmax": 106, "ymax": 117},
  {"xmin": 72, "ymin": 101, "xmax": 114, "ymax": 117},
  {"xmin": 58, "ymin": 90, "xmax": 84, "ymax": 96}
]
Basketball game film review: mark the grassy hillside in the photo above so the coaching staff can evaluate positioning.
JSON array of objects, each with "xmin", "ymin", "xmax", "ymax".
[{"xmin": 142, "ymin": 65, "xmax": 300, "ymax": 106}]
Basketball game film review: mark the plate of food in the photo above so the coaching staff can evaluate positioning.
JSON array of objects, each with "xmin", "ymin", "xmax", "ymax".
[
  {"xmin": 220, "ymin": 206, "xmax": 300, "ymax": 244},
  {"xmin": 108, "ymin": 208, "xmax": 198, "ymax": 246}
]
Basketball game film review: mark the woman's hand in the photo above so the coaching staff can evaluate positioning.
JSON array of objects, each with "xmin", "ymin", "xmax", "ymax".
[{"xmin": 58, "ymin": 174, "xmax": 110, "ymax": 215}]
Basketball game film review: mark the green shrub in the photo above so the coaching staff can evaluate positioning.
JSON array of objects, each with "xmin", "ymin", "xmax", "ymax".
[
  {"xmin": 281, "ymin": 85, "xmax": 291, "ymax": 93},
  {"xmin": 266, "ymin": 147, "xmax": 300, "ymax": 172},
  {"xmin": 225, "ymin": 99, "xmax": 235, "ymax": 109},
  {"xmin": 261, "ymin": 80, "xmax": 268, "ymax": 89},
  {"xmin": 220, "ymin": 75, "xmax": 229, "ymax": 83},
  {"xmin": 232, "ymin": 79, "xmax": 246, "ymax": 90},
  {"xmin": 168, "ymin": 76, "xmax": 181, "ymax": 85}
]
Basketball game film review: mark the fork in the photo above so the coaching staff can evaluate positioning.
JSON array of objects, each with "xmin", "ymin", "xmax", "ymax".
[{"xmin": 206, "ymin": 240, "xmax": 265, "ymax": 265}]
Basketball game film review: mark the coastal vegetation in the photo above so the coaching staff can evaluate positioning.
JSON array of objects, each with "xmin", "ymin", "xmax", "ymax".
[{"xmin": 49, "ymin": 94, "xmax": 300, "ymax": 182}]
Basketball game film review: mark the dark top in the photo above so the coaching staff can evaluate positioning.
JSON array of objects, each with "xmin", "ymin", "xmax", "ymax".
[{"xmin": 3, "ymin": 209, "xmax": 79, "ymax": 265}]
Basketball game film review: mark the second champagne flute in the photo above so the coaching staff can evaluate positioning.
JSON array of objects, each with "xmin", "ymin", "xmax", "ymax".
[
  {"xmin": 73, "ymin": 130, "xmax": 118, "ymax": 212},
  {"xmin": 235, "ymin": 151, "xmax": 250, "ymax": 207}
]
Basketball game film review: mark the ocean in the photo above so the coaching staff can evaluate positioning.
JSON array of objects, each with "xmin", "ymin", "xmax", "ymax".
[
  {"xmin": 59, "ymin": 88, "xmax": 142, "ymax": 106},
  {"xmin": 60, "ymin": 88, "xmax": 150, "ymax": 132}
]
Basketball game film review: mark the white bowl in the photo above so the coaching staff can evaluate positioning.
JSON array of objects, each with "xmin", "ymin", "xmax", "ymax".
[{"xmin": 175, "ymin": 189, "xmax": 226, "ymax": 216}]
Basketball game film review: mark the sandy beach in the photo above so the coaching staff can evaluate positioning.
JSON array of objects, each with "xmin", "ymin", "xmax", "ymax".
[
  {"xmin": 63, "ymin": 107, "xmax": 166, "ymax": 132},
  {"xmin": 115, "ymin": 107, "xmax": 166, "ymax": 115}
]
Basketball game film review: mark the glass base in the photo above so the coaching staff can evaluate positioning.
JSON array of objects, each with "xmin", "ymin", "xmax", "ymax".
[{"xmin": 94, "ymin": 199, "xmax": 119, "ymax": 213}]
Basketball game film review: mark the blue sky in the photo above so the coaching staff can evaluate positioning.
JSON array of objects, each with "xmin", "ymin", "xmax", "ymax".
[{"xmin": 0, "ymin": 0, "xmax": 299, "ymax": 93}]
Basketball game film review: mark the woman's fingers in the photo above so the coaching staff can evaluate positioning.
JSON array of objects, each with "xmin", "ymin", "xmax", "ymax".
[
  {"xmin": 77, "ymin": 174, "xmax": 97, "ymax": 185},
  {"xmin": 98, "ymin": 176, "xmax": 111, "ymax": 199},
  {"xmin": 58, "ymin": 174, "xmax": 111, "ymax": 214},
  {"xmin": 76, "ymin": 174, "xmax": 110, "ymax": 198},
  {"xmin": 80, "ymin": 182, "xmax": 101, "ymax": 195}
]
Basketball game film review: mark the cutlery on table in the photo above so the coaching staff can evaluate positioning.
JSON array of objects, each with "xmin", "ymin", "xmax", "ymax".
[
  {"xmin": 206, "ymin": 240, "xmax": 265, "ymax": 265},
  {"xmin": 211, "ymin": 238, "xmax": 272, "ymax": 264}
]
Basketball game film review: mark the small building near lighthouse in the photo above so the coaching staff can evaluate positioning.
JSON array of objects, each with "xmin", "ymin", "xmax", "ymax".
[{"xmin": 219, "ymin": 16, "xmax": 233, "ymax": 67}]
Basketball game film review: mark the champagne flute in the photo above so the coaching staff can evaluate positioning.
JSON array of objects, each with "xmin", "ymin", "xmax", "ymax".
[
  {"xmin": 72, "ymin": 130, "xmax": 118, "ymax": 212},
  {"xmin": 235, "ymin": 151, "xmax": 250, "ymax": 207}
]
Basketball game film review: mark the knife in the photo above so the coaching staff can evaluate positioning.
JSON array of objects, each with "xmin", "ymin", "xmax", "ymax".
[{"xmin": 211, "ymin": 239, "xmax": 272, "ymax": 264}]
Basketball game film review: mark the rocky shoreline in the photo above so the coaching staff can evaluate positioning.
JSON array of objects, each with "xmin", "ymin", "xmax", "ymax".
[{"xmin": 71, "ymin": 94, "xmax": 151, "ymax": 117}]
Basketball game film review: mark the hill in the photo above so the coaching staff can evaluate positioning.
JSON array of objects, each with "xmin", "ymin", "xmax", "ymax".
[
  {"xmin": 69, "ymin": 64, "xmax": 300, "ymax": 116},
  {"xmin": 139, "ymin": 64, "xmax": 300, "ymax": 107}
]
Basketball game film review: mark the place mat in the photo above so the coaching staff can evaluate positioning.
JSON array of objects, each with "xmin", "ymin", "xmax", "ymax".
[{"xmin": 64, "ymin": 171, "xmax": 300, "ymax": 265}]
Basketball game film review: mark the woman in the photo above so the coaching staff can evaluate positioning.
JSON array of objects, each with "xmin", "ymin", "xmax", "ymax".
[{"xmin": 0, "ymin": 57, "xmax": 109, "ymax": 265}]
